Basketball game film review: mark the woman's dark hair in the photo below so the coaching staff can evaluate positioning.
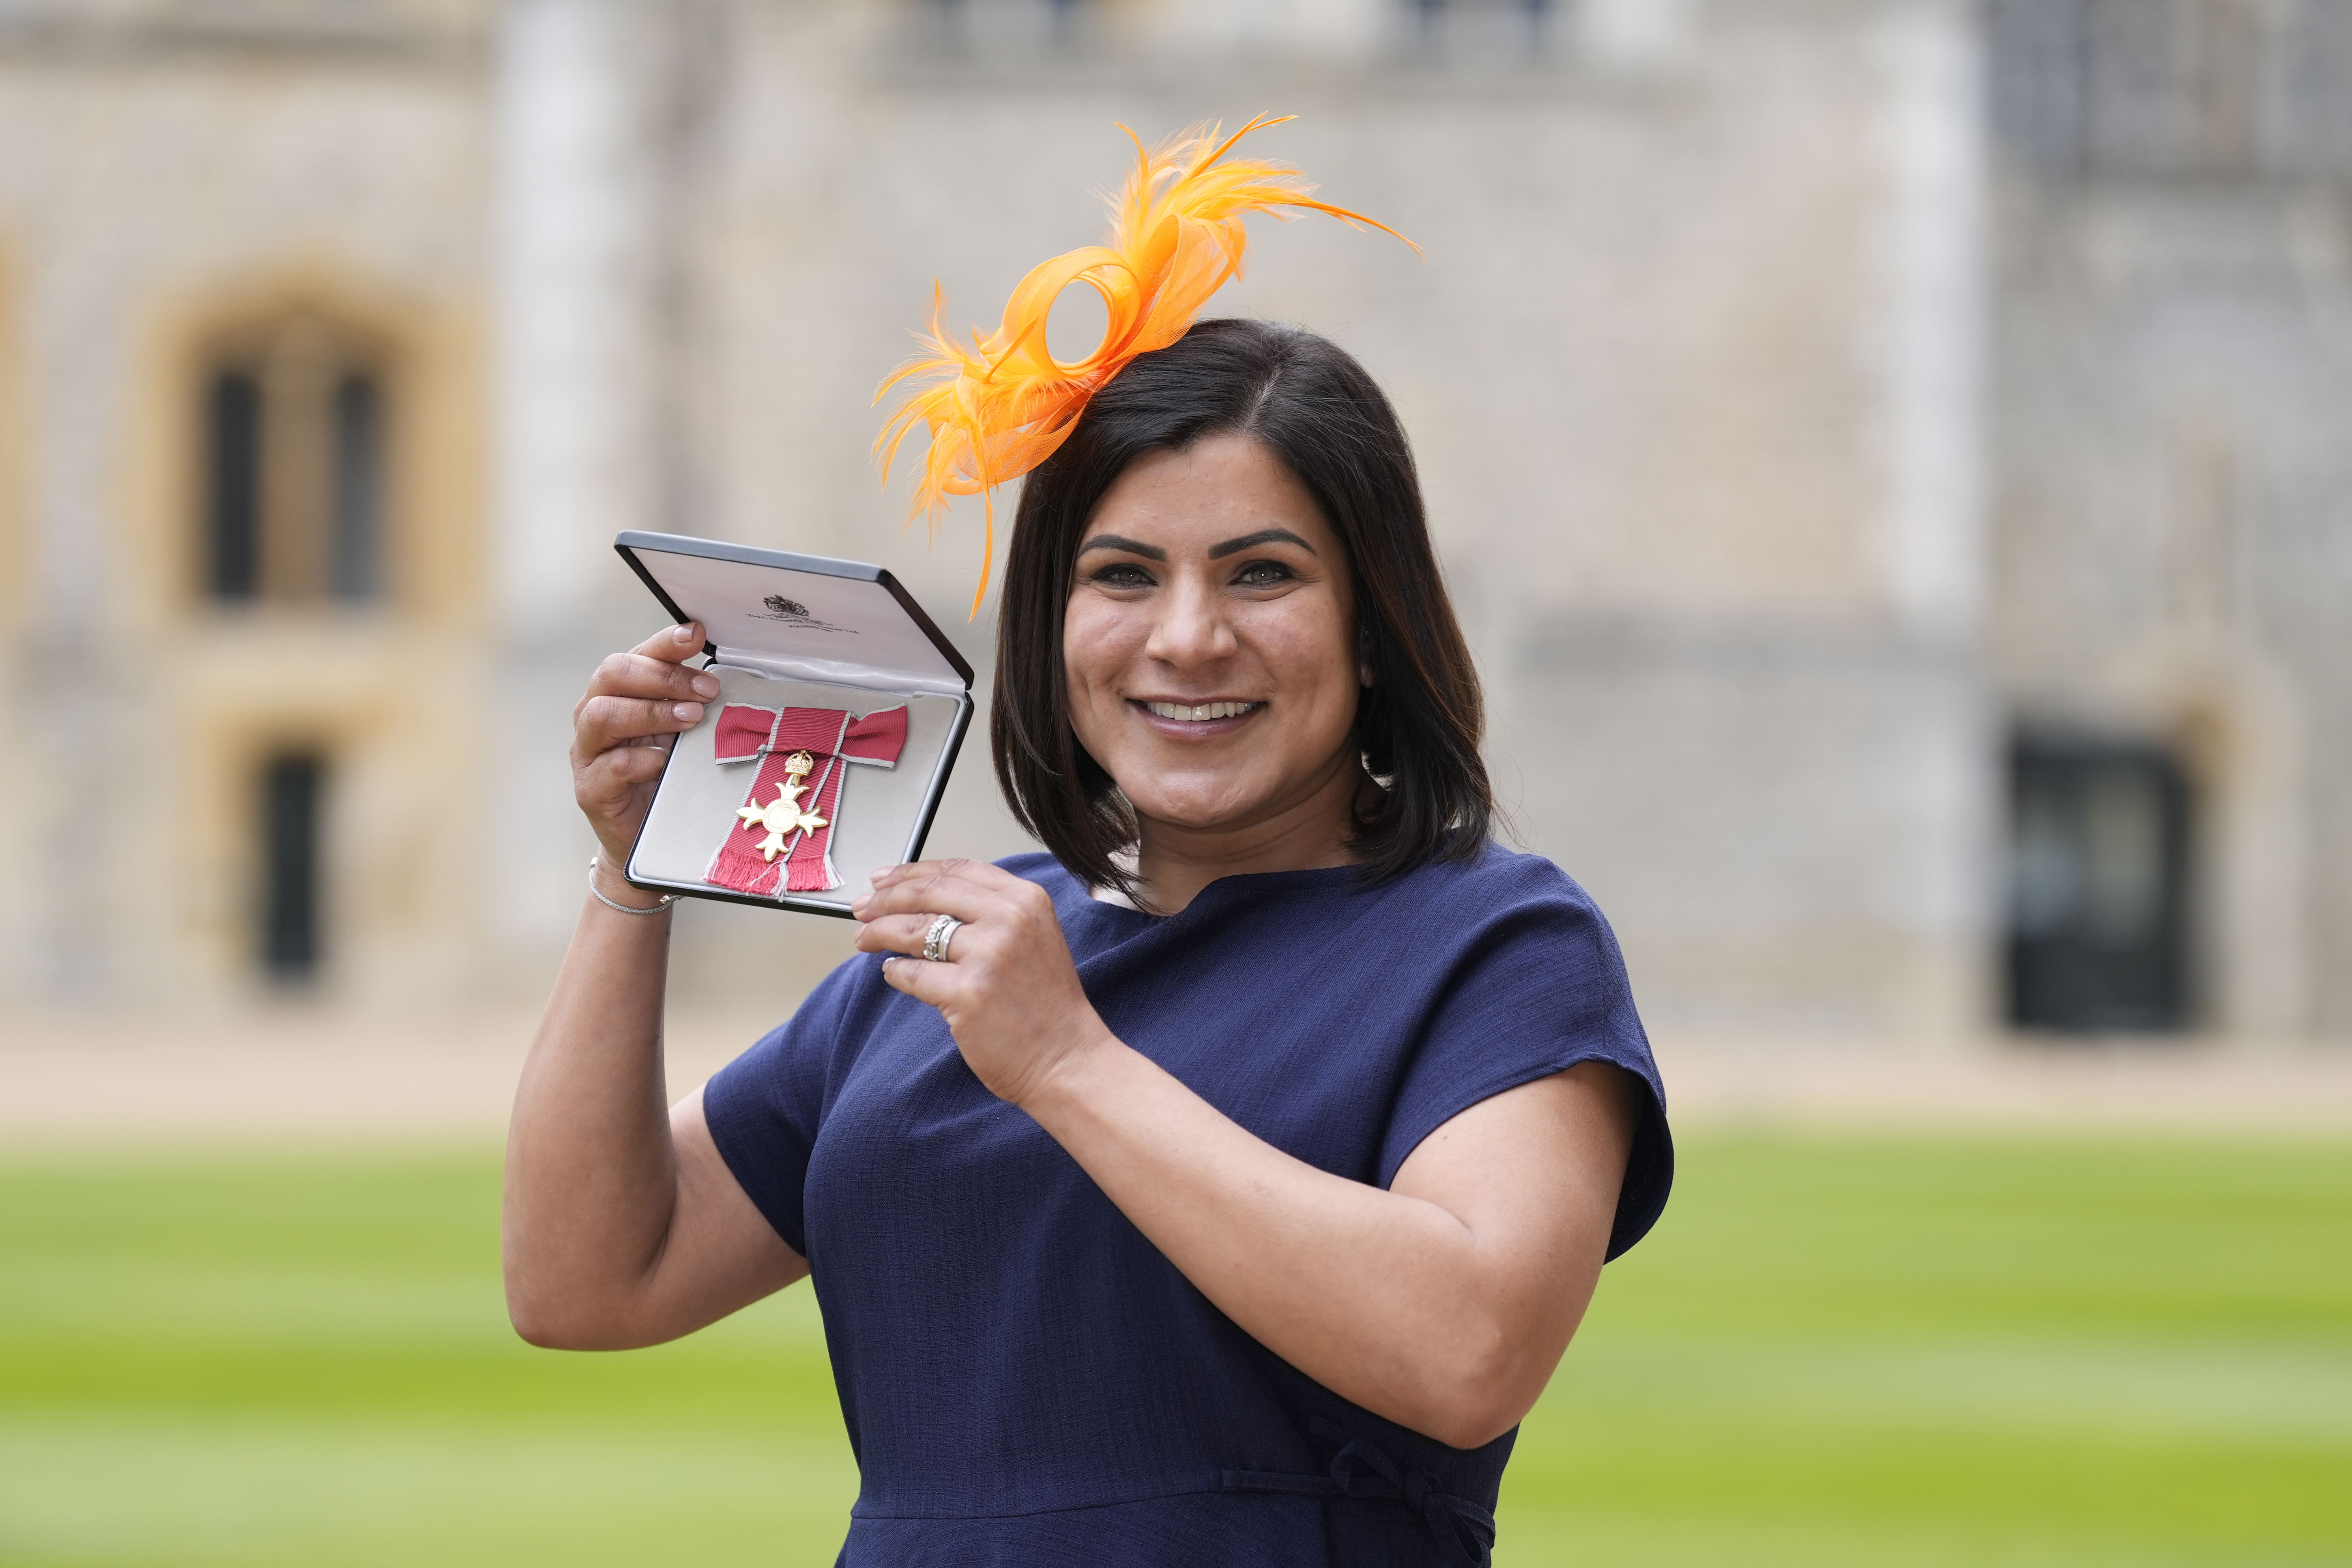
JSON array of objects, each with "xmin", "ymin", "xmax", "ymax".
[{"xmin": 990, "ymin": 317, "xmax": 1492, "ymax": 897}]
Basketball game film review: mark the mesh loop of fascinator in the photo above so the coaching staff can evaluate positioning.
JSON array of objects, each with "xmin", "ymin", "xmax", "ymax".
[{"xmin": 874, "ymin": 114, "xmax": 1417, "ymax": 616}]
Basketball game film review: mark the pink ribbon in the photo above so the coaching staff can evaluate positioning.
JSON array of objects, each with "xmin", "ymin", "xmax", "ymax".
[{"xmin": 706, "ymin": 702, "xmax": 909, "ymax": 896}]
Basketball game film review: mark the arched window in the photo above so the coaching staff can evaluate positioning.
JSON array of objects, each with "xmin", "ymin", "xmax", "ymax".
[{"xmin": 200, "ymin": 314, "xmax": 390, "ymax": 606}]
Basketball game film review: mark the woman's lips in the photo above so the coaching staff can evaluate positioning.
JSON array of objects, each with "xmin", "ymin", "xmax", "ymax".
[{"xmin": 1128, "ymin": 698, "xmax": 1264, "ymax": 738}]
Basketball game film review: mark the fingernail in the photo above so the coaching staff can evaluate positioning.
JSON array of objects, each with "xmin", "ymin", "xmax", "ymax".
[
  {"xmin": 869, "ymin": 866, "xmax": 894, "ymax": 885},
  {"xmin": 849, "ymin": 896, "xmax": 870, "ymax": 917},
  {"xmin": 692, "ymin": 674, "xmax": 720, "ymax": 698},
  {"xmin": 672, "ymin": 623, "xmax": 696, "ymax": 643},
  {"xmin": 673, "ymin": 702, "xmax": 703, "ymax": 721}
]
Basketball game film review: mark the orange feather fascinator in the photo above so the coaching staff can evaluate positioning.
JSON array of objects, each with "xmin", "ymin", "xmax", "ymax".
[{"xmin": 874, "ymin": 114, "xmax": 1415, "ymax": 616}]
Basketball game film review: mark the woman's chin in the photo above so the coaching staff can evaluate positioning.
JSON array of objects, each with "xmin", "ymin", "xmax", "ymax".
[{"xmin": 1125, "ymin": 784, "xmax": 1267, "ymax": 838}]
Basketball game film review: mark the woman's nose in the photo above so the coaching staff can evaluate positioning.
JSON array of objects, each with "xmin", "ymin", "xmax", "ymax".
[{"xmin": 1144, "ymin": 578, "xmax": 1237, "ymax": 666}]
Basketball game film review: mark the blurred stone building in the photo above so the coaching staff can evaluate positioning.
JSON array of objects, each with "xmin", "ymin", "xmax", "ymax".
[
  {"xmin": 1986, "ymin": 0, "xmax": 2352, "ymax": 1039},
  {"xmin": 0, "ymin": 0, "xmax": 2342, "ymax": 1042}
]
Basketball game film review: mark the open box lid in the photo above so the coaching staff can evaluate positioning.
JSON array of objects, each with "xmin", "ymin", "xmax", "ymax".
[{"xmin": 615, "ymin": 531, "xmax": 974, "ymax": 696}]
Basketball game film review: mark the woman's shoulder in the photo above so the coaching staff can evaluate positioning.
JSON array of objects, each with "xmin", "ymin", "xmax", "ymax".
[
  {"xmin": 1376, "ymin": 840, "xmax": 1610, "ymax": 924},
  {"xmin": 1383, "ymin": 845, "xmax": 1670, "ymax": 1261},
  {"xmin": 1346, "ymin": 843, "xmax": 1635, "ymax": 1005}
]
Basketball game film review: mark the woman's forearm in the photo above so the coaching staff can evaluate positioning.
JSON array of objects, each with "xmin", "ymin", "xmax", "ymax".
[
  {"xmin": 502, "ymin": 883, "xmax": 680, "ymax": 1345},
  {"xmin": 1018, "ymin": 1035, "xmax": 1615, "ymax": 1450}
]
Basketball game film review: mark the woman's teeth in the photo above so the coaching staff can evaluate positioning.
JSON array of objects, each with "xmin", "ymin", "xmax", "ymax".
[{"xmin": 1145, "ymin": 701, "xmax": 1259, "ymax": 722}]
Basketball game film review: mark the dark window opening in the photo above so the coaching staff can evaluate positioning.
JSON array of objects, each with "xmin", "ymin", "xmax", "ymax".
[
  {"xmin": 1406, "ymin": 0, "xmax": 1560, "ymax": 53},
  {"xmin": 261, "ymin": 753, "xmax": 326, "ymax": 984},
  {"xmin": 2006, "ymin": 738, "xmax": 2193, "ymax": 1033},
  {"xmin": 915, "ymin": 0, "xmax": 1087, "ymax": 54},
  {"xmin": 198, "ymin": 320, "xmax": 389, "ymax": 608},
  {"xmin": 331, "ymin": 374, "xmax": 382, "ymax": 601},
  {"xmin": 206, "ymin": 371, "xmax": 262, "ymax": 600}
]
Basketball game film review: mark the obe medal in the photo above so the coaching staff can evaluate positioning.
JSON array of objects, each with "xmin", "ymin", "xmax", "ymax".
[{"xmin": 735, "ymin": 750, "xmax": 829, "ymax": 862}]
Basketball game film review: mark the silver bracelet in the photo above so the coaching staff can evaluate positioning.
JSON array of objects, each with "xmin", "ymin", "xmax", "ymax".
[{"xmin": 588, "ymin": 857, "xmax": 676, "ymax": 916}]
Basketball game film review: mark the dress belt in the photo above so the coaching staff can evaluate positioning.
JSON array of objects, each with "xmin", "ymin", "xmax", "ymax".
[{"xmin": 1218, "ymin": 1419, "xmax": 1497, "ymax": 1568}]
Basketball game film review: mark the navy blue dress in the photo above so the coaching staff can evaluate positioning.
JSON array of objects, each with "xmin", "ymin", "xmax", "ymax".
[{"xmin": 704, "ymin": 845, "xmax": 1672, "ymax": 1567}]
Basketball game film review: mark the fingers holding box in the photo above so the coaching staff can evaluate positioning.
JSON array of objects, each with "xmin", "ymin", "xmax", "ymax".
[{"xmin": 571, "ymin": 623, "xmax": 717, "ymax": 867}]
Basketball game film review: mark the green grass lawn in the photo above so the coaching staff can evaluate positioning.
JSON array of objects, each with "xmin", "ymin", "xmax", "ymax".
[{"xmin": 1, "ymin": 1136, "xmax": 2346, "ymax": 1566}]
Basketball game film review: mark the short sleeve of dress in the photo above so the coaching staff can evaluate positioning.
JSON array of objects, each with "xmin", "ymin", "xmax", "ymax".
[
  {"xmin": 700, "ymin": 958, "xmax": 865, "ymax": 1260},
  {"xmin": 1375, "ymin": 870, "xmax": 1673, "ymax": 1261}
]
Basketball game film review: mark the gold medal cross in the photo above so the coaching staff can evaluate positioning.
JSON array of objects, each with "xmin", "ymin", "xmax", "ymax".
[{"xmin": 736, "ymin": 751, "xmax": 828, "ymax": 861}]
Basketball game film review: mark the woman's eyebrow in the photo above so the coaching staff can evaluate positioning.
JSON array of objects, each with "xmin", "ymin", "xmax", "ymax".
[
  {"xmin": 1208, "ymin": 528, "xmax": 1316, "ymax": 558},
  {"xmin": 1076, "ymin": 534, "xmax": 1166, "ymax": 561}
]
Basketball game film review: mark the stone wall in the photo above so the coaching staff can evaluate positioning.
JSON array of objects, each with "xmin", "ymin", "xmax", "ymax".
[
  {"xmin": 11, "ymin": 0, "xmax": 2338, "ymax": 1044},
  {"xmin": 526, "ymin": 0, "xmax": 1995, "ymax": 1034},
  {"xmin": 0, "ymin": 1, "xmax": 492, "ymax": 1007}
]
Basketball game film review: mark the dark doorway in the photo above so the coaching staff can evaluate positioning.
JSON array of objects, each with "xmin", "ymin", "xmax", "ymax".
[
  {"xmin": 2006, "ymin": 737, "xmax": 2193, "ymax": 1032},
  {"xmin": 260, "ymin": 753, "xmax": 326, "ymax": 983}
]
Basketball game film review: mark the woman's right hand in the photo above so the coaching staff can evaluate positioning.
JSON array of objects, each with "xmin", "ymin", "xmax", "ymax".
[{"xmin": 571, "ymin": 621, "xmax": 720, "ymax": 866}]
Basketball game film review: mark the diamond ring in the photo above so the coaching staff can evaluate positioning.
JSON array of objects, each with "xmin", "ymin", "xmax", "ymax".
[{"xmin": 922, "ymin": 912, "xmax": 962, "ymax": 964}]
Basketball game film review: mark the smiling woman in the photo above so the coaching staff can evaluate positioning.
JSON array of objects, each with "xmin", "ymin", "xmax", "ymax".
[
  {"xmin": 992, "ymin": 322, "xmax": 1486, "ymax": 907},
  {"xmin": 509, "ymin": 135, "xmax": 1672, "ymax": 1568},
  {"xmin": 995, "ymin": 319, "xmax": 1494, "ymax": 909}
]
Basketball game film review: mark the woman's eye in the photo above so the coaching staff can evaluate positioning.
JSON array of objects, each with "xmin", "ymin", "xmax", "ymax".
[
  {"xmin": 1233, "ymin": 560, "xmax": 1295, "ymax": 587},
  {"xmin": 1089, "ymin": 563, "xmax": 1155, "ymax": 589}
]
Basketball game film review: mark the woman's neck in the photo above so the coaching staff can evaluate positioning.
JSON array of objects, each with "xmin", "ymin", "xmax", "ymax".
[{"xmin": 1128, "ymin": 751, "xmax": 1366, "ymax": 915}]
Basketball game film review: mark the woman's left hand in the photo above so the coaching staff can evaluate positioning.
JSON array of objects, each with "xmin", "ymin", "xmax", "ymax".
[{"xmin": 851, "ymin": 860, "xmax": 1113, "ymax": 1106}]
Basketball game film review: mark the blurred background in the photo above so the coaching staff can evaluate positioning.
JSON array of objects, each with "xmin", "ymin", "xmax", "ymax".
[{"xmin": 0, "ymin": 0, "xmax": 2346, "ymax": 1564}]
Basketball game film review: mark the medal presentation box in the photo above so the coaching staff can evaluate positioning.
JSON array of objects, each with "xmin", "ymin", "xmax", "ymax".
[{"xmin": 615, "ymin": 531, "xmax": 975, "ymax": 919}]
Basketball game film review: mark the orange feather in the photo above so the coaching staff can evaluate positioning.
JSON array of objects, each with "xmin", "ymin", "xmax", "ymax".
[{"xmin": 874, "ymin": 115, "xmax": 1415, "ymax": 617}]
